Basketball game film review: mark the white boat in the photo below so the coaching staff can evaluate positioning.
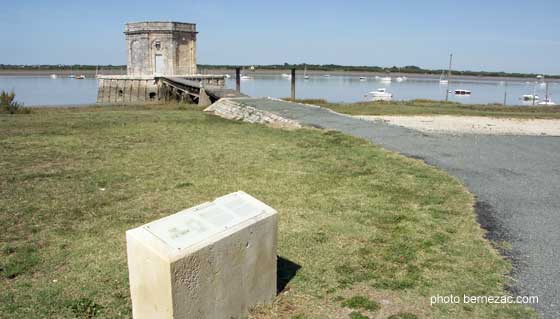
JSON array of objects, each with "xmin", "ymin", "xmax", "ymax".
[
  {"xmin": 50, "ymin": 74, "xmax": 57, "ymax": 79},
  {"xmin": 453, "ymin": 89, "xmax": 471, "ymax": 96},
  {"xmin": 359, "ymin": 76, "xmax": 367, "ymax": 81},
  {"xmin": 439, "ymin": 70, "xmax": 448, "ymax": 84},
  {"xmin": 240, "ymin": 75, "xmax": 252, "ymax": 80},
  {"xmin": 322, "ymin": 74, "xmax": 330, "ymax": 77},
  {"xmin": 537, "ymin": 82, "xmax": 554, "ymax": 105},
  {"xmin": 68, "ymin": 74, "xmax": 76, "ymax": 78},
  {"xmin": 538, "ymin": 99, "xmax": 556, "ymax": 106},
  {"xmin": 396, "ymin": 77, "xmax": 405, "ymax": 82},
  {"xmin": 224, "ymin": 74, "xmax": 231, "ymax": 79},
  {"xmin": 281, "ymin": 73, "xmax": 291, "ymax": 78},
  {"xmin": 379, "ymin": 76, "xmax": 392, "ymax": 82},
  {"xmin": 367, "ymin": 88, "xmax": 393, "ymax": 101},
  {"xmin": 75, "ymin": 75, "xmax": 86, "ymax": 79},
  {"xmin": 521, "ymin": 94, "xmax": 539, "ymax": 101}
]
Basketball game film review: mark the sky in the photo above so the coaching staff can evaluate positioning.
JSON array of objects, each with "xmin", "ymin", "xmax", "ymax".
[{"xmin": 1, "ymin": 0, "xmax": 559, "ymax": 74}]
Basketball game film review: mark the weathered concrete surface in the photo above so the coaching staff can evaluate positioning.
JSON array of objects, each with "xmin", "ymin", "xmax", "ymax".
[
  {"xmin": 205, "ymin": 98, "xmax": 302, "ymax": 128},
  {"xmin": 238, "ymin": 98, "xmax": 560, "ymax": 319},
  {"xmin": 126, "ymin": 191, "xmax": 278, "ymax": 319}
]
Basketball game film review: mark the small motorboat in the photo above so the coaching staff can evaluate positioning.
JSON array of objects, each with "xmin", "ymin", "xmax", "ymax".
[
  {"xmin": 281, "ymin": 73, "xmax": 291, "ymax": 78},
  {"xmin": 520, "ymin": 94, "xmax": 539, "ymax": 101},
  {"xmin": 304, "ymin": 75, "xmax": 310, "ymax": 80},
  {"xmin": 75, "ymin": 75, "xmax": 86, "ymax": 79},
  {"xmin": 396, "ymin": 76, "xmax": 406, "ymax": 82},
  {"xmin": 240, "ymin": 75, "xmax": 252, "ymax": 80},
  {"xmin": 322, "ymin": 74, "xmax": 330, "ymax": 78},
  {"xmin": 538, "ymin": 98, "xmax": 556, "ymax": 106},
  {"xmin": 50, "ymin": 74, "xmax": 57, "ymax": 79},
  {"xmin": 367, "ymin": 88, "xmax": 393, "ymax": 101},
  {"xmin": 359, "ymin": 76, "xmax": 367, "ymax": 81},
  {"xmin": 224, "ymin": 74, "xmax": 231, "ymax": 79},
  {"xmin": 454, "ymin": 89, "xmax": 471, "ymax": 96},
  {"xmin": 68, "ymin": 74, "xmax": 76, "ymax": 78},
  {"xmin": 379, "ymin": 76, "xmax": 392, "ymax": 82}
]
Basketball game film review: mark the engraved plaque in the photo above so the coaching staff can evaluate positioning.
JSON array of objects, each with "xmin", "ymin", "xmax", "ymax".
[{"xmin": 143, "ymin": 192, "xmax": 268, "ymax": 250}]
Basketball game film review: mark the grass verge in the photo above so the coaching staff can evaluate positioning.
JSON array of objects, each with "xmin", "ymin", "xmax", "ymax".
[
  {"xmin": 0, "ymin": 104, "xmax": 536, "ymax": 318},
  {"xmin": 293, "ymin": 98, "xmax": 560, "ymax": 119}
]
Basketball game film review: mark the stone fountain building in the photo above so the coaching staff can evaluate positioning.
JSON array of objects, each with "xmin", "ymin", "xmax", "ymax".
[
  {"xmin": 97, "ymin": 21, "xmax": 225, "ymax": 104},
  {"xmin": 126, "ymin": 21, "xmax": 197, "ymax": 76}
]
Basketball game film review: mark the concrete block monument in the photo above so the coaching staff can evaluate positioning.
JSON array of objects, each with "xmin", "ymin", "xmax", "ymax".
[{"xmin": 126, "ymin": 191, "xmax": 278, "ymax": 319}]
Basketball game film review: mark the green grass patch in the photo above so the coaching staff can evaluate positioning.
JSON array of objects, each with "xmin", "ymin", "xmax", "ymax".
[
  {"xmin": 349, "ymin": 311, "xmax": 369, "ymax": 319},
  {"xmin": 295, "ymin": 98, "xmax": 560, "ymax": 119},
  {"xmin": 0, "ymin": 104, "xmax": 537, "ymax": 318},
  {"xmin": 388, "ymin": 313, "xmax": 419, "ymax": 319},
  {"xmin": 342, "ymin": 296, "xmax": 380, "ymax": 311}
]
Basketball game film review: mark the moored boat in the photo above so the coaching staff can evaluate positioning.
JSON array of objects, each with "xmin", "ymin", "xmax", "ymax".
[
  {"xmin": 367, "ymin": 88, "xmax": 393, "ymax": 101},
  {"xmin": 538, "ymin": 99, "xmax": 556, "ymax": 106},
  {"xmin": 520, "ymin": 94, "xmax": 539, "ymax": 101},
  {"xmin": 453, "ymin": 89, "xmax": 471, "ymax": 96}
]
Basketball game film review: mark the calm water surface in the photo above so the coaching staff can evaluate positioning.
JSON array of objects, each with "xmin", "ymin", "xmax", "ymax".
[{"xmin": 0, "ymin": 75, "xmax": 557, "ymax": 106}]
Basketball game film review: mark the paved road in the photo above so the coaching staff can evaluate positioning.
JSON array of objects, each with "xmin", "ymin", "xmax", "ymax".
[{"xmin": 241, "ymin": 98, "xmax": 560, "ymax": 318}]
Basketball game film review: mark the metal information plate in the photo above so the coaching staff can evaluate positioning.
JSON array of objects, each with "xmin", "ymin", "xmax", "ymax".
[{"xmin": 143, "ymin": 192, "xmax": 268, "ymax": 250}]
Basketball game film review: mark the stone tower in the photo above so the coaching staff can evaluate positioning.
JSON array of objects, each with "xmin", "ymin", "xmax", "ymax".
[{"xmin": 125, "ymin": 21, "xmax": 197, "ymax": 76}]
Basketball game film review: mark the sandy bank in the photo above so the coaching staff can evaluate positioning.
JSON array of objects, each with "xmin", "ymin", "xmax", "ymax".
[{"xmin": 357, "ymin": 115, "xmax": 560, "ymax": 136}]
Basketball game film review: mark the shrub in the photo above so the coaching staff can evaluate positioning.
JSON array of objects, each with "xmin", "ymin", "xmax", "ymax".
[{"xmin": 0, "ymin": 90, "xmax": 29, "ymax": 114}]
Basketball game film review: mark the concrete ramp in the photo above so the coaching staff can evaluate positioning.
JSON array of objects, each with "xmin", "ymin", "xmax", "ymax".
[{"xmin": 204, "ymin": 98, "xmax": 302, "ymax": 128}]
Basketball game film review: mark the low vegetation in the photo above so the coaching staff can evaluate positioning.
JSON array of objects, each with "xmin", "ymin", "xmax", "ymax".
[
  {"xmin": 0, "ymin": 91, "xmax": 29, "ymax": 114},
  {"xmin": 295, "ymin": 98, "xmax": 560, "ymax": 119},
  {"xmin": 0, "ymin": 104, "xmax": 536, "ymax": 318}
]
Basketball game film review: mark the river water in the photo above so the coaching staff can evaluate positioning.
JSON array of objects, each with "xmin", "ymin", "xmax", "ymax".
[{"xmin": 0, "ymin": 74, "xmax": 557, "ymax": 106}]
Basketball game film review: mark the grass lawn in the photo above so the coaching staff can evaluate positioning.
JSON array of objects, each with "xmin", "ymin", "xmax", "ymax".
[
  {"xmin": 294, "ymin": 98, "xmax": 560, "ymax": 119},
  {"xmin": 0, "ymin": 104, "xmax": 536, "ymax": 319}
]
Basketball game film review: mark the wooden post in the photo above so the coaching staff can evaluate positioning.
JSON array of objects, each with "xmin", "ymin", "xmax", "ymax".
[
  {"xmin": 291, "ymin": 68, "xmax": 296, "ymax": 100},
  {"xmin": 236, "ymin": 67, "xmax": 241, "ymax": 93}
]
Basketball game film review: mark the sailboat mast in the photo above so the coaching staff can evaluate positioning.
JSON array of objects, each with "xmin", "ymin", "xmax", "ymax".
[{"xmin": 445, "ymin": 53, "xmax": 453, "ymax": 102}]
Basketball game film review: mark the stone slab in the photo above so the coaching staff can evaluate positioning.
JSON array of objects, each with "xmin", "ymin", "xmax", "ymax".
[{"xmin": 126, "ymin": 191, "xmax": 278, "ymax": 319}]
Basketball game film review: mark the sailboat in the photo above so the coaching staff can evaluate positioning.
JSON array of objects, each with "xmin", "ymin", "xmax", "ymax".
[
  {"xmin": 68, "ymin": 65, "xmax": 76, "ymax": 78},
  {"xmin": 304, "ymin": 65, "xmax": 310, "ymax": 80},
  {"xmin": 538, "ymin": 82, "xmax": 556, "ymax": 105},
  {"xmin": 439, "ymin": 70, "xmax": 448, "ymax": 84}
]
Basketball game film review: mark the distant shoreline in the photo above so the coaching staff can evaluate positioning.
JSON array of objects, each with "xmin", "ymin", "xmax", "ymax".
[{"xmin": 0, "ymin": 68, "xmax": 556, "ymax": 83}]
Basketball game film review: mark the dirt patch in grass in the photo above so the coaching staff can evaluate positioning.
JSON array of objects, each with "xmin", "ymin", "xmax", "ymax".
[{"xmin": 0, "ymin": 104, "xmax": 536, "ymax": 318}]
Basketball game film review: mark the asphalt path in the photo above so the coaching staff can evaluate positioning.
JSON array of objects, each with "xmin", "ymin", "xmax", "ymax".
[{"xmin": 241, "ymin": 98, "xmax": 560, "ymax": 318}]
